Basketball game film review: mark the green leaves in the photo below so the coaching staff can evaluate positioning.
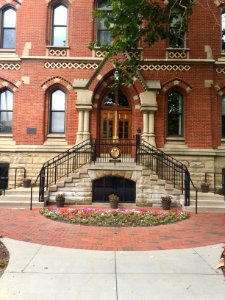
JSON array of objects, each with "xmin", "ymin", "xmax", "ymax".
[{"xmin": 89, "ymin": 0, "xmax": 194, "ymax": 85}]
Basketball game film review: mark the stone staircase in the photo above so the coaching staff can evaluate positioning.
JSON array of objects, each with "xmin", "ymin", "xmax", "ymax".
[
  {"xmin": 183, "ymin": 191, "xmax": 225, "ymax": 213},
  {"xmin": 47, "ymin": 162, "xmax": 182, "ymax": 207},
  {"xmin": 0, "ymin": 187, "xmax": 43, "ymax": 209}
]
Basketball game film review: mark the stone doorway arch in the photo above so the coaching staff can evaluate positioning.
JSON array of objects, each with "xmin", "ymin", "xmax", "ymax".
[{"xmin": 92, "ymin": 176, "xmax": 136, "ymax": 203}]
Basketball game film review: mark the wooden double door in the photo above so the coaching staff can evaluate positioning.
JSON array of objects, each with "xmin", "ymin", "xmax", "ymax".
[{"xmin": 101, "ymin": 110, "xmax": 131, "ymax": 140}]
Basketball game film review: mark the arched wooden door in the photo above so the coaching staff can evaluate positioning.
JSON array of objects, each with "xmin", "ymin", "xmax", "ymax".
[
  {"xmin": 99, "ymin": 89, "xmax": 132, "ymax": 155},
  {"xmin": 100, "ymin": 89, "xmax": 131, "ymax": 140}
]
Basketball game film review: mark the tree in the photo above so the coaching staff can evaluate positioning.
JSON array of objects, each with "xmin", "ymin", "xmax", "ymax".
[{"xmin": 89, "ymin": 0, "xmax": 194, "ymax": 84}]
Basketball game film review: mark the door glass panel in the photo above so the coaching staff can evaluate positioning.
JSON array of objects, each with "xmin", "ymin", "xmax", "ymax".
[
  {"xmin": 118, "ymin": 90, "xmax": 129, "ymax": 106},
  {"xmin": 103, "ymin": 119, "xmax": 113, "ymax": 138},
  {"xmin": 103, "ymin": 91, "xmax": 115, "ymax": 106},
  {"xmin": 124, "ymin": 121, "xmax": 129, "ymax": 138},
  {"xmin": 118, "ymin": 120, "xmax": 123, "ymax": 139}
]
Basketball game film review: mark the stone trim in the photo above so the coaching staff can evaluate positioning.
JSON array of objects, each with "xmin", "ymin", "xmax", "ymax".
[
  {"xmin": 41, "ymin": 76, "xmax": 73, "ymax": 90},
  {"xmin": 138, "ymin": 64, "xmax": 191, "ymax": 72},
  {"xmin": 44, "ymin": 61, "xmax": 99, "ymax": 69},
  {"xmin": 0, "ymin": 63, "xmax": 20, "ymax": 70}
]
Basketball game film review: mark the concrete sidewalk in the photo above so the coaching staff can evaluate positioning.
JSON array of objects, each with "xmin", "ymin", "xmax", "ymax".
[{"xmin": 0, "ymin": 238, "xmax": 224, "ymax": 300}]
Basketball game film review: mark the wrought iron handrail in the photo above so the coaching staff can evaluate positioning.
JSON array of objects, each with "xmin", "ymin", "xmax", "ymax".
[
  {"xmin": 30, "ymin": 136, "xmax": 198, "ymax": 213},
  {"xmin": 30, "ymin": 139, "xmax": 93, "ymax": 209},
  {"xmin": 0, "ymin": 166, "xmax": 26, "ymax": 195},
  {"xmin": 139, "ymin": 140, "xmax": 198, "ymax": 211},
  {"xmin": 10, "ymin": 167, "xmax": 26, "ymax": 189}
]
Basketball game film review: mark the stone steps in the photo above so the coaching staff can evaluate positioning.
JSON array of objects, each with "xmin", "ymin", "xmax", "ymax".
[
  {"xmin": 47, "ymin": 163, "xmax": 182, "ymax": 207},
  {"xmin": 0, "ymin": 187, "xmax": 43, "ymax": 208},
  {"xmin": 183, "ymin": 191, "xmax": 225, "ymax": 213}
]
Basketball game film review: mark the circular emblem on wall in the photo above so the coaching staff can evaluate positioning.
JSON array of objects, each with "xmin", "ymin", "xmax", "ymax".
[{"xmin": 109, "ymin": 146, "xmax": 121, "ymax": 159}]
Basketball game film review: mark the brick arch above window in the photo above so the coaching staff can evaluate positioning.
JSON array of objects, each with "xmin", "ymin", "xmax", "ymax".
[
  {"xmin": 41, "ymin": 76, "xmax": 73, "ymax": 91},
  {"xmin": 46, "ymin": 0, "xmax": 72, "ymax": 5},
  {"xmin": 92, "ymin": 71, "xmax": 140, "ymax": 107},
  {"xmin": 0, "ymin": 78, "xmax": 18, "ymax": 92},
  {"xmin": 0, "ymin": 1, "xmax": 21, "ymax": 8},
  {"xmin": 162, "ymin": 79, "xmax": 192, "ymax": 94}
]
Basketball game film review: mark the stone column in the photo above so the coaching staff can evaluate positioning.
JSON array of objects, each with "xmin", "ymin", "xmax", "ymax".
[
  {"xmin": 75, "ymin": 89, "xmax": 93, "ymax": 144},
  {"xmin": 76, "ymin": 110, "xmax": 84, "ymax": 144},
  {"xmin": 148, "ymin": 112, "xmax": 156, "ymax": 146},
  {"xmin": 140, "ymin": 90, "xmax": 159, "ymax": 145},
  {"xmin": 83, "ymin": 110, "xmax": 90, "ymax": 141},
  {"xmin": 143, "ymin": 112, "xmax": 149, "ymax": 136}
]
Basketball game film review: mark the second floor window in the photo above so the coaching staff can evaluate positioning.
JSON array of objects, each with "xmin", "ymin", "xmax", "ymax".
[
  {"xmin": 96, "ymin": 0, "xmax": 112, "ymax": 46},
  {"xmin": 169, "ymin": 7, "xmax": 185, "ymax": 48},
  {"xmin": 222, "ymin": 12, "xmax": 225, "ymax": 52},
  {"xmin": 0, "ymin": 7, "xmax": 16, "ymax": 48},
  {"xmin": 52, "ymin": 4, "xmax": 68, "ymax": 46},
  {"xmin": 49, "ymin": 89, "xmax": 66, "ymax": 133},
  {"xmin": 167, "ymin": 91, "xmax": 183, "ymax": 137},
  {"xmin": 0, "ymin": 89, "xmax": 13, "ymax": 133}
]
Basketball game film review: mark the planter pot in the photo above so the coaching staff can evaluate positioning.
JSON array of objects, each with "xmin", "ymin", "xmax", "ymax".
[
  {"xmin": 162, "ymin": 202, "xmax": 171, "ymax": 210},
  {"xmin": 161, "ymin": 199, "xmax": 171, "ymax": 210},
  {"xmin": 23, "ymin": 178, "xmax": 31, "ymax": 188},
  {"xmin": 108, "ymin": 193, "xmax": 119, "ymax": 209},
  {"xmin": 110, "ymin": 200, "xmax": 118, "ymax": 209},
  {"xmin": 201, "ymin": 184, "xmax": 209, "ymax": 193},
  {"xmin": 56, "ymin": 199, "xmax": 65, "ymax": 207}
]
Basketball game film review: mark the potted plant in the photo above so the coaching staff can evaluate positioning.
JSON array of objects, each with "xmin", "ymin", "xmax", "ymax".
[
  {"xmin": 23, "ymin": 178, "xmax": 31, "ymax": 188},
  {"xmin": 56, "ymin": 193, "xmax": 65, "ymax": 207},
  {"xmin": 161, "ymin": 195, "xmax": 172, "ymax": 210},
  {"xmin": 200, "ymin": 181, "xmax": 210, "ymax": 193},
  {"xmin": 108, "ymin": 193, "xmax": 119, "ymax": 209}
]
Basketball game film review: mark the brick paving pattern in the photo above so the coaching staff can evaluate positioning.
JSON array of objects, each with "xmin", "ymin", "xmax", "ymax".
[{"xmin": 0, "ymin": 208, "xmax": 224, "ymax": 251}]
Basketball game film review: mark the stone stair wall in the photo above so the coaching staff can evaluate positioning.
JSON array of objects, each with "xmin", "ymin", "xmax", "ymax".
[{"xmin": 48, "ymin": 163, "xmax": 182, "ymax": 207}]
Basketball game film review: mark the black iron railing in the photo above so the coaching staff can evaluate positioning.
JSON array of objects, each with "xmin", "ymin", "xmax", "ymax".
[
  {"xmin": 30, "ymin": 139, "xmax": 93, "ymax": 209},
  {"xmin": 10, "ymin": 167, "xmax": 26, "ymax": 188},
  {"xmin": 92, "ymin": 138, "xmax": 138, "ymax": 163},
  {"xmin": 204, "ymin": 171, "xmax": 225, "ymax": 195},
  {"xmin": 0, "ymin": 166, "xmax": 26, "ymax": 195},
  {"xmin": 31, "ymin": 136, "xmax": 198, "ymax": 212},
  {"xmin": 139, "ymin": 140, "xmax": 198, "ymax": 211}
]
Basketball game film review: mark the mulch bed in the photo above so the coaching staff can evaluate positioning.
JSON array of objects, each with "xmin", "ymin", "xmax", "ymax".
[{"xmin": 0, "ymin": 240, "xmax": 9, "ymax": 277}]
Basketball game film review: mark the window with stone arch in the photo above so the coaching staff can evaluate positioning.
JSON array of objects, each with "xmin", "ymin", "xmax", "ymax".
[
  {"xmin": 0, "ymin": 89, "xmax": 13, "ymax": 133},
  {"xmin": 96, "ymin": 0, "xmax": 112, "ymax": 46},
  {"xmin": 0, "ymin": 6, "xmax": 16, "ymax": 49},
  {"xmin": 167, "ymin": 91, "xmax": 184, "ymax": 137},
  {"xmin": 50, "ymin": 2, "xmax": 68, "ymax": 46},
  {"xmin": 49, "ymin": 88, "xmax": 66, "ymax": 133}
]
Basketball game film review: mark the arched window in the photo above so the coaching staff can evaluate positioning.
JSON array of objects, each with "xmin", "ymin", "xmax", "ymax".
[
  {"xmin": 96, "ymin": 0, "xmax": 112, "ymax": 46},
  {"xmin": 0, "ymin": 7, "xmax": 16, "ymax": 48},
  {"xmin": 51, "ymin": 4, "xmax": 68, "ymax": 46},
  {"xmin": 0, "ymin": 89, "xmax": 13, "ymax": 133},
  {"xmin": 168, "ymin": 7, "xmax": 185, "ymax": 48},
  {"xmin": 167, "ymin": 91, "xmax": 183, "ymax": 136},
  {"xmin": 222, "ymin": 11, "xmax": 225, "ymax": 52},
  {"xmin": 49, "ymin": 89, "xmax": 66, "ymax": 133},
  {"xmin": 222, "ymin": 96, "xmax": 225, "ymax": 137}
]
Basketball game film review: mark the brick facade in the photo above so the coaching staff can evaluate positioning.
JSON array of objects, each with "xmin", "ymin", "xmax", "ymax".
[{"xmin": 1, "ymin": 0, "xmax": 225, "ymax": 189}]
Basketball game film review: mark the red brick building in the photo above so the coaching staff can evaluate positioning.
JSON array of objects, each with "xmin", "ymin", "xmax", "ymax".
[{"xmin": 1, "ymin": 0, "xmax": 225, "ymax": 204}]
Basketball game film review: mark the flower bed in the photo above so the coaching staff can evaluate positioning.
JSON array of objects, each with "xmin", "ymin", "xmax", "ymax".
[{"xmin": 40, "ymin": 207, "xmax": 190, "ymax": 227}]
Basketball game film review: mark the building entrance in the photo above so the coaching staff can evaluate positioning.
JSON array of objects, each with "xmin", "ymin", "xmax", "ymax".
[{"xmin": 98, "ymin": 89, "xmax": 132, "ymax": 156}]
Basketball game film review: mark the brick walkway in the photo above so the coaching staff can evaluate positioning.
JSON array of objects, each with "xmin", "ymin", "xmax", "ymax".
[{"xmin": 0, "ymin": 208, "xmax": 224, "ymax": 251}]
